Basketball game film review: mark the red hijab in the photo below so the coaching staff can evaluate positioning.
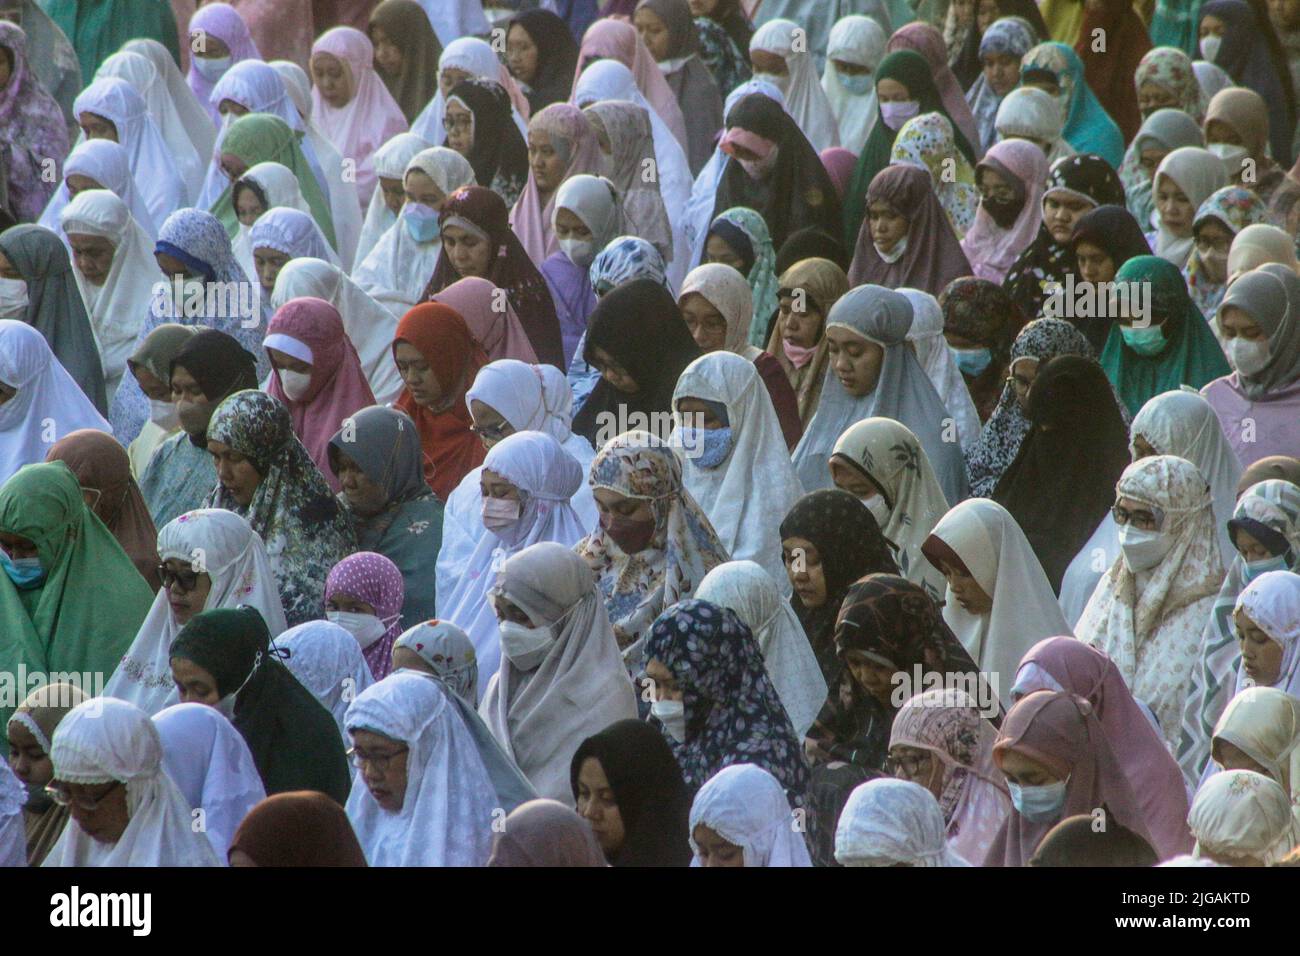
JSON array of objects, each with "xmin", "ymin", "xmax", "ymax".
[{"xmin": 392, "ymin": 303, "xmax": 487, "ymax": 501}]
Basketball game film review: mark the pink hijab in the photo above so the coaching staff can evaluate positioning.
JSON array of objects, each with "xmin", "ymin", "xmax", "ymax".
[
  {"xmin": 960, "ymin": 138, "xmax": 1050, "ymax": 284},
  {"xmin": 265, "ymin": 296, "xmax": 377, "ymax": 492},
  {"xmin": 432, "ymin": 276, "xmax": 539, "ymax": 365},
  {"xmin": 1014, "ymin": 638, "xmax": 1194, "ymax": 861},
  {"xmin": 186, "ymin": 3, "xmax": 262, "ymax": 126},
  {"xmin": 309, "ymin": 27, "xmax": 408, "ymax": 206},
  {"xmin": 573, "ymin": 18, "xmax": 688, "ymax": 152},
  {"xmin": 985, "ymin": 690, "xmax": 1154, "ymax": 867},
  {"xmin": 819, "ymin": 147, "xmax": 857, "ymax": 202},
  {"xmin": 886, "ymin": 22, "xmax": 982, "ymax": 160},
  {"xmin": 510, "ymin": 104, "xmax": 608, "ymax": 265}
]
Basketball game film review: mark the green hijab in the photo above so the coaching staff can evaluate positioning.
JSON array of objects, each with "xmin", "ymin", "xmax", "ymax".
[
  {"xmin": 0, "ymin": 462, "xmax": 152, "ymax": 727},
  {"xmin": 43, "ymin": 0, "xmax": 180, "ymax": 84},
  {"xmin": 1099, "ymin": 255, "xmax": 1233, "ymax": 416},
  {"xmin": 169, "ymin": 606, "xmax": 352, "ymax": 805},
  {"xmin": 843, "ymin": 50, "xmax": 975, "ymax": 249},
  {"xmin": 209, "ymin": 113, "xmax": 336, "ymax": 249}
]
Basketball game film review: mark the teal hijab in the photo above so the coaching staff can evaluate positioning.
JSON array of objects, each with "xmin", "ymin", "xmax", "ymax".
[{"xmin": 1021, "ymin": 41, "xmax": 1124, "ymax": 169}]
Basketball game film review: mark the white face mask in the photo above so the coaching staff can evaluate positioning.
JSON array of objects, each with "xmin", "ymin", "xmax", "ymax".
[
  {"xmin": 1207, "ymin": 142, "xmax": 1249, "ymax": 178},
  {"xmin": 149, "ymin": 399, "xmax": 180, "ymax": 430},
  {"xmin": 861, "ymin": 494, "xmax": 890, "ymax": 528},
  {"xmin": 875, "ymin": 235, "xmax": 908, "ymax": 263},
  {"xmin": 1226, "ymin": 337, "xmax": 1270, "ymax": 376},
  {"xmin": 753, "ymin": 70, "xmax": 789, "ymax": 94},
  {"xmin": 498, "ymin": 619, "xmax": 555, "ymax": 671},
  {"xmin": 559, "ymin": 236, "xmax": 598, "ymax": 269},
  {"xmin": 1118, "ymin": 523, "xmax": 1176, "ymax": 572},
  {"xmin": 0, "ymin": 277, "xmax": 29, "ymax": 318},
  {"xmin": 1200, "ymin": 34, "xmax": 1223, "ymax": 64},
  {"xmin": 327, "ymin": 610, "xmax": 389, "ymax": 649},
  {"xmin": 278, "ymin": 368, "xmax": 313, "ymax": 401},
  {"xmin": 193, "ymin": 54, "xmax": 233, "ymax": 83},
  {"xmin": 651, "ymin": 698, "xmax": 686, "ymax": 741},
  {"xmin": 482, "ymin": 496, "xmax": 521, "ymax": 532}
]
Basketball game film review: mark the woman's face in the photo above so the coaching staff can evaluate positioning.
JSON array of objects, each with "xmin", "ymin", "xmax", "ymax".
[
  {"xmin": 66, "ymin": 233, "xmax": 116, "ymax": 286},
  {"xmin": 592, "ymin": 487, "xmax": 657, "ymax": 557},
  {"xmin": 1211, "ymin": 738, "xmax": 1269, "ymax": 775},
  {"xmin": 750, "ymin": 49, "xmax": 788, "ymax": 77},
  {"xmin": 1194, "ymin": 219, "xmax": 1233, "ymax": 281},
  {"xmin": 441, "ymin": 223, "xmax": 492, "ymax": 278},
  {"xmin": 371, "ymin": 25, "xmax": 403, "ymax": 76},
  {"xmin": 390, "ymin": 645, "xmax": 434, "ymax": 675},
  {"xmin": 1138, "ymin": 146, "xmax": 1169, "ymax": 182},
  {"xmin": 889, "ymin": 744, "xmax": 945, "ymax": 801},
  {"xmin": 162, "ymin": 557, "xmax": 213, "ymax": 626},
  {"xmin": 1235, "ymin": 607, "xmax": 1285, "ymax": 686},
  {"xmin": 480, "ymin": 468, "xmax": 521, "ymax": 504},
  {"xmin": 693, "ymin": 825, "xmax": 745, "ymax": 866},
  {"xmin": 168, "ymin": 365, "xmax": 209, "ymax": 435},
  {"xmin": 1232, "ymin": 526, "xmax": 1279, "ymax": 563},
  {"xmin": 311, "ymin": 52, "xmax": 351, "ymax": 108},
  {"xmin": 998, "ymin": 748, "xmax": 1062, "ymax": 787},
  {"xmin": 61, "ymin": 779, "xmax": 130, "ymax": 845},
  {"xmin": 868, "ymin": 201, "xmax": 909, "ymax": 252},
  {"xmin": 875, "ymin": 76, "xmax": 911, "ymax": 103},
  {"xmin": 1199, "ymin": 14, "xmax": 1227, "ymax": 40},
  {"xmin": 705, "ymin": 234, "xmax": 746, "ymax": 272},
  {"xmin": 350, "ymin": 728, "xmax": 409, "ymax": 812},
  {"xmin": 234, "ymin": 185, "xmax": 267, "ymax": 227},
  {"xmin": 77, "ymin": 111, "xmax": 117, "ymax": 141},
  {"xmin": 679, "ymin": 292, "xmax": 729, "ymax": 352},
  {"xmin": 1008, "ymin": 355, "xmax": 1039, "ymax": 410},
  {"xmin": 468, "ymin": 398, "xmax": 515, "ymax": 450},
  {"xmin": 825, "ymin": 326, "xmax": 884, "ymax": 398},
  {"xmin": 983, "ymin": 51, "xmax": 1021, "ymax": 97},
  {"xmin": 326, "ymin": 591, "xmax": 376, "ymax": 617},
  {"xmin": 842, "ymin": 648, "xmax": 895, "ymax": 706},
  {"xmin": 575, "ymin": 756, "xmax": 625, "ymax": 858},
  {"xmin": 589, "ymin": 344, "xmax": 640, "ymax": 394},
  {"xmin": 1131, "ymin": 433, "xmax": 1158, "ymax": 461},
  {"xmin": 404, "ymin": 169, "xmax": 447, "ymax": 209},
  {"xmin": 252, "ymin": 247, "xmax": 291, "ymax": 295},
  {"xmin": 633, "ymin": 7, "xmax": 672, "ymax": 61},
  {"xmin": 0, "ymin": 531, "xmax": 36, "ymax": 560},
  {"xmin": 829, "ymin": 458, "xmax": 881, "ymax": 502},
  {"xmin": 778, "ymin": 292, "xmax": 823, "ymax": 349},
  {"xmin": 553, "ymin": 206, "xmax": 593, "ymax": 243},
  {"xmin": 378, "ymin": 176, "xmax": 404, "ymax": 217},
  {"xmin": 782, "ymin": 535, "xmax": 828, "ymax": 607},
  {"xmin": 208, "ymin": 439, "xmax": 262, "ymax": 506},
  {"xmin": 1042, "ymin": 191, "xmax": 1094, "ymax": 244},
  {"xmin": 1137, "ymin": 81, "xmax": 1179, "ymax": 118},
  {"xmin": 8, "ymin": 719, "xmax": 53, "ymax": 793},
  {"xmin": 505, "ymin": 24, "xmax": 539, "ymax": 85},
  {"xmin": 218, "ymin": 98, "xmax": 250, "ymax": 120},
  {"xmin": 1154, "ymin": 174, "xmax": 1195, "ymax": 237},
  {"xmin": 171, "ymin": 657, "xmax": 221, "ymax": 706},
  {"xmin": 439, "ymin": 66, "xmax": 472, "ymax": 98},
  {"xmin": 65, "ymin": 173, "xmax": 102, "ymax": 198},
  {"xmin": 220, "ymin": 152, "xmax": 249, "ymax": 183},
  {"xmin": 393, "ymin": 340, "xmax": 444, "ymax": 408},
  {"xmin": 1074, "ymin": 239, "xmax": 1116, "ymax": 283},
  {"xmin": 334, "ymin": 445, "xmax": 388, "ymax": 516},
  {"xmin": 936, "ymin": 558, "xmax": 993, "ymax": 614},
  {"xmin": 1218, "ymin": 305, "xmax": 1266, "ymax": 342},
  {"xmin": 528, "ymin": 128, "xmax": 566, "ymax": 194},
  {"xmin": 444, "ymin": 98, "xmax": 474, "ymax": 156}
]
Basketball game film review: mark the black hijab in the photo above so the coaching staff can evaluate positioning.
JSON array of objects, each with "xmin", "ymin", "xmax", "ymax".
[
  {"xmin": 952, "ymin": 1, "xmax": 1050, "ymax": 89},
  {"xmin": 571, "ymin": 278, "xmax": 701, "ymax": 445},
  {"xmin": 1068, "ymin": 205, "xmax": 1153, "ymax": 353},
  {"xmin": 991, "ymin": 355, "xmax": 1131, "ymax": 594},
  {"xmin": 508, "ymin": 9, "xmax": 580, "ymax": 113},
  {"xmin": 569, "ymin": 718, "xmax": 693, "ymax": 867},
  {"xmin": 447, "ymin": 78, "xmax": 530, "ymax": 200},
  {"xmin": 169, "ymin": 329, "xmax": 259, "ymax": 446}
]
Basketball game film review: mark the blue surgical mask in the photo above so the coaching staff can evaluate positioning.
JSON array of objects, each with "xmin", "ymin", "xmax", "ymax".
[
  {"xmin": 0, "ymin": 551, "xmax": 45, "ymax": 590},
  {"xmin": 837, "ymin": 71, "xmax": 873, "ymax": 95},
  {"xmin": 402, "ymin": 202, "xmax": 441, "ymax": 243},
  {"xmin": 192, "ymin": 55, "xmax": 233, "ymax": 83},
  {"xmin": 951, "ymin": 345, "xmax": 993, "ymax": 377},
  {"xmin": 1119, "ymin": 323, "xmax": 1166, "ymax": 357},
  {"xmin": 680, "ymin": 426, "xmax": 733, "ymax": 469},
  {"xmin": 1243, "ymin": 552, "xmax": 1290, "ymax": 583},
  {"xmin": 1007, "ymin": 778, "xmax": 1068, "ymax": 823}
]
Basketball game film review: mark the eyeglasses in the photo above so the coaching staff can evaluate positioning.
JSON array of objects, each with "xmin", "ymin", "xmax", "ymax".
[
  {"xmin": 979, "ymin": 187, "xmax": 1016, "ymax": 204},
  {"xmin": 470, "ymin": 423, "xmax": 509, "ymax": 441},
  {"xmin": 346, "ymin": 745, "xmax": 408, "ymax": 771},
  {"xmin": 1111, "ymin": 503, "xmax": 1163, "ymax": 532},
  {"xmin": 45, "ymin": 780, "xmax": 122, "ymax": 811},
  {"xmin": 1007, "ymin": 372, "xmax": 1034, "ymax": 395},
  {"xmin": 158, "ymin": 564, "xmax": 202, "ymax": 592},
  {"xmin": 442, "ymin": 114, "xmax": 473, "ymax": 133},
  {"xmin": 885, "ymin": 752, "xmax": 932, "ymax": 778}
]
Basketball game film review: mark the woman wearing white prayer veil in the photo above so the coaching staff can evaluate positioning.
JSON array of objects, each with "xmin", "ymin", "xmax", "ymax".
[
  {"xmin": 411, "ymin": 38, "xmax": 532, "ymax": 146},
  {"xmin": 438, "ymin": 359, "xmax": 596, "ymax": 605},
  {"xmin": 276, "ymin": 620, "xmax": 376, "ymax": 744},
  {"xmin": 683, "ymin": 77, "xmax": 785, "ymax": 270},
  {"xmin": 1059, "ymin": 389, "xmax": 1243, "ymax": 628},
  {"xmin": 269, "ymin": 59, "xmax": 364, "ymax": 272},
  {"xmin": 71, "ymin": 78, "xmax": 187, "ymax": 232},
  {"xmin": 152, "ymin": 702, "xmax": 266, "ymax": 858},
  {"xmin": 441, "ymin": 431, "xmax": 587, "ymax": 699},
  {"xmin": 921, "ymin": 497, "xmax": 1070, "ymax": 702},
  {"xmin": 122, "ymin": 37, "xmax": 217, "ymax": 163},
  {"xmin": 821, "ymin": 16, "xmax": 887, "ymax": 154},
  {"xmin": 38, "ymin": 139, "xmax": 158, "ymax": 241},
  {"xmin": 834, "ymin": 777, "xmax": 971, "ymax": 867},
  {"xmin": 229, "ymin": 162, "xmax": 315, "ymax": 282},
  {"xmin": 899, "ymin": 287, "xmax": 980, "ymax": 454},
  {"xmin": 689, "ymin": 763, "xmax": 813, "ymax": 866},
  {"xmin": 1188, "ymin": 769, "xmax": 1295, "ymax": 866},
  {"xmin": 103, "ymin": 509, "xmax": 287, "ymax": 716},
  {"xmin": 749, "ymin": 19, "xmax": 840, "ymax": 153},
  {"xmin": 94, "ymin": 51, "xmax": 205, "ymax": 203},
  {"xmin": 1230, "ymin": 570, "xmax": 1300, "ymax": 700},
  {"xmin": 0, "ymin": 322, "xmax": 110, "ymax": 487},
  {"xmin": 695, "ymin": 560, "xmax": 828, "ymax": 739},
  {"xmin": 344, "ymin": 670, "xmax": 503, "ymax": 866},
  {"xmin": 791, "ymin": 285, "xmax": 969, "ymax": 506},
  {"xmin": 352, "ymin": 146, "xmax": 476, "ymax": 317},
  {"xmin": 59, "ymin": 190, "xmax": 157, "ymax": 404},
  {"xmin": 271, "ymin": 257, "xmax": 404, "ymax": 404},
  {"xmin": 356, "ymin": 132, "xmax": 430, "ymax": 268},
  {"xmin": 43, "ymin": 698, "xmax": 221, "ymax": 867},
  {"xmin": 994, "ymin": 86, "xmax": 1075, "ymax": 165},
  {"xmin": 480, "ymin": 542, "xmax": 637, "ymax": 803},
  {"xmin": 671, "ymin": 350, "xmax": 802, "ymax": 587}
]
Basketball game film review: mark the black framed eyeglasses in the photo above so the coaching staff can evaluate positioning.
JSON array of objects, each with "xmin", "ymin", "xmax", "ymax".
[{"xmin": 158, "ymin": 564, "xmax": 202, "ymax": 592}]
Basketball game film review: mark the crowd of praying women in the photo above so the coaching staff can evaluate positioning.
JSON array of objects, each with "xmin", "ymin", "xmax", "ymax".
[{"xmin": 2, "ymin": 0, "xmax": 1300, "ymax": 869}]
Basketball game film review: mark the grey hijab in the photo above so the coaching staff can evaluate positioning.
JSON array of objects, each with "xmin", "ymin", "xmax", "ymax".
[
  {"xmin": 327, "ymin": 404, "xmax": 431, "ymax": 505},
  {"xmin": 1219, "ymin": 263, "xmax": 1300, "ymax": 400}
]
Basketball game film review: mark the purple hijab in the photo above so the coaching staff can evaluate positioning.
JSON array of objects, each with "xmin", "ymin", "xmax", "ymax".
[
  {"xmin": 540, "ymin": 251, "xmax": 596, "ymax": 370},
  {"xmin": 0, "ymin": 22, "xmax": 70, "ymax": 222},
  {"xmin": 186, "ymin": 3, "xmax": 262, "ymax": 126},
  {"xmin": 324, "ymin": 551, "xmax": 404, "ymax": 680}
]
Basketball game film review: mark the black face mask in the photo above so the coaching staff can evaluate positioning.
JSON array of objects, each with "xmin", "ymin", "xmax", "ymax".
[{"xmin": 981, "ymin": 194, "xmax": 1025, "ymax": 229}]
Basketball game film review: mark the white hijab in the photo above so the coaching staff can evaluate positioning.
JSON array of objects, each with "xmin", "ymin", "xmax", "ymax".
[
  {"xmin": 689, "ymin": 763, "xmax": 813, "ymax": 866},
  {"xmin": 59, "ymin": 189, "xmax": 156, "ymax": 403},
  {"xmin": 0, "ymin": 761, "xmax": 24, "ymax": 868},
  {"xmin": 39, "ymin": 138, "xmax": 158, "ymax": 240},
  {"xmin": 277, "ymin": 620, "xmax": 376, "ymax": 744},
  {"xmin": 356, "ymin": 132, "xmax": 430, "ymax": 269},
  {"xmin": 152, "ymin": 702, "xmax": 266, "ymax": 858},
  {"xmin": 834, "ymin": 778, "xmax": 971, "ymax": 867},
  {"xmin": 994, "ymin": 87, "xmax": 1076, "ymax": 165},
  {"xmin": 103, "ymin": 509, "xmax": 289, "ymax": 716},
  {"xmin": 1152, "ymin": 147, "xmax": 1227, "ymax": 268},
  {"xmin": 750, "ymin": 18, "xmax": 840, "ymax": 152},
  {"xmin": 44, "ymin": 699, "xmax": 222, "ymax": 867},
  {"xmin": 0, "ymin": 321, "xmax": 110, "ymax": 486},
  {"xmin": 695, "ymin": 560, "xmax": 828, "ymax": 739},
  {"xmin": 411, "ymin": 38, "xmax": 531, "ymax": 145},
  {"xmin": 122, "ymin": 37, "xmax": 217, "ymax": 164},
  {"xmin": 1189, "ymin": 768, "xmax": 1295, "ymax": 864},
  {"xmin": 271, "ymin": 256, "xmax": 405, "ymax": 404},
  {"xmin": 480, "ymin": 543, "xmax": 636, "ymax": 802},
  {"xmin": 344, "ymin": 671, "xmax": 501, "ymax": 866},
  {"xmin": 231, "ymin": 161, "xmax": 315, "ymax": 282},
  {"xmin": 821, "ymin": 15, "xmax": 886, "ymax": 153},
  {"xmin": 441, "ymin": 431, "xmax": 588, "ymax": 699},
  {"xmin": 1233, "ymin": 571, "xmax": 1300, "ymax": 699},
  {"xmin": 926, "ymin": 498, "xmax": 1071, "ymax": 705},
  {"xmin": 671, "ymin": 350, "xmax": 803, "ymax": 587},
  {"xmin": 352, "ymin": 146, "xmax": 476, "ymax": 316},
  {"xmin": 899, "ymin": 287, "xmax": 980, "ymax": 453}
]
